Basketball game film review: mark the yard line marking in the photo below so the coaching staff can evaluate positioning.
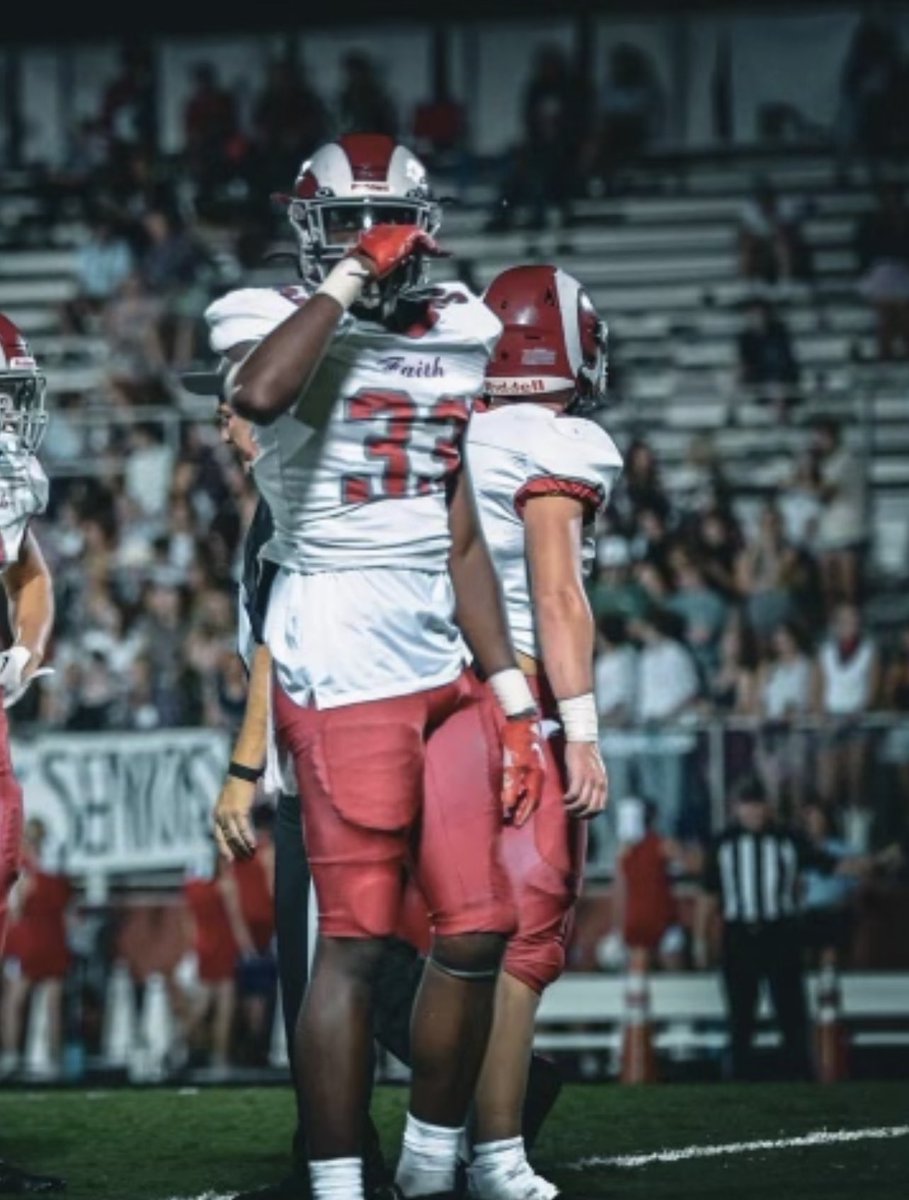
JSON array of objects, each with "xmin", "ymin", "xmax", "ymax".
[
  {"xmin": 165, "ymin": 1193, "xmax": 233, "ymax": 1199},
  {"xmin": 567, "ymin": 1124, "xmax": 909, "ymax": 1170}
]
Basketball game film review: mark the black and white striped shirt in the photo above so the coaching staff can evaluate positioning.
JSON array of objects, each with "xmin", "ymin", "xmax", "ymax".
[{"xmin": 702, "ymin": 824, "xmax": 836, "ymax": 924}]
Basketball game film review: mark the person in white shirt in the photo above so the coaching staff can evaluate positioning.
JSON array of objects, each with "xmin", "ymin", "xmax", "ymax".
[
  {"xmin": 815, "ymin": 603, "xmax": 880, "ymax": 822},
  {"xmin": 756, "ymin": 621, "xmax": 815, "ymax": 810},
  {"xmin": 634, "ymin": 608, "xmax": 700, "ymax": 837},
  {"xmin": 811, "ymin": 418, "xmax": 868, "ymax": 607}
]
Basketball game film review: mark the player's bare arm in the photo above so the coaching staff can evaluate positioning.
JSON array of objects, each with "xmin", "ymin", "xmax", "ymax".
[
  {"xmin": 524, "ymin": 493, "xmax": 608, "ymax": 820},
  {"xmin": 229, "ymin": 226, "xmax": 444, "ymax": 426},
  {"xmin": 1, "ymin": 529, "xmax": 53, "ymax": 684},
  {"xmin": 213, "ymin": 644, "xmax": 271, "ymax": 863},
  {"xmin": 448, "ymin": 462, "xmax": 545, "ymax": 827}
]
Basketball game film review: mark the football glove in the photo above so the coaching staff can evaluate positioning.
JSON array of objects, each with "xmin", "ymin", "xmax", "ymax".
[
  {"xmin": 0, "ymin": 646, "xmax": 31, "ymax": 696},
  {"xmin": 501, "ymin": 714, "xmax": 546, "ymax": 828},
  {"xmin": 350, "ymin": 224, "xmax": 448, "ymax": 280}
]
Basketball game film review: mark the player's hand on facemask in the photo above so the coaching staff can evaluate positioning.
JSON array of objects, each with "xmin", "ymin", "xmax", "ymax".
[
  {"xmin": 213, "ymin": 777, "xmax": 258, "ymax": 862},
  {"xmin": 0, "ymin": 645, "xmax": 33, "ymax": 695},
  {"xmin": 350, "ymin": 224, "xmax": 448, "ymax": 280},
  {"xmin": 563, "ymin": 742, "xmax": 608, "ymax": 820},
  {"xmin": 501, "ymin": 715, "xmax": 546, "ymax": 828}
]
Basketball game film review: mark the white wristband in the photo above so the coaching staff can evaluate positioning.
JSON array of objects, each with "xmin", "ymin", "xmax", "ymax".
[
  {"xmin": 557, "ymin": 692, "xmax": 599, "ymax": 742},
  {"xmin": 488, "ymin": 668, "xmax": 536, "ymax": 718},
  {"xmin": 315, "ymin": 257, "xmax": 370, "ymax": 310}
]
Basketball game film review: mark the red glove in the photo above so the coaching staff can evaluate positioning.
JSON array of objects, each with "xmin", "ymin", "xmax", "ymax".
[
  {"xmin": 501, "ymin": 715, "xmax": 546, "ymax": 828},
  {"xmin": 350, "ymin": 224, "xmax": 447, "ymax": 280}
]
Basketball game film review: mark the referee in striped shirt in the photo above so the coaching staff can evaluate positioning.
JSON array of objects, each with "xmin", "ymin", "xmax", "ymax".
[{"xmin": 697, "ymin": 775, "xmax": 870, "ymax": 1081}]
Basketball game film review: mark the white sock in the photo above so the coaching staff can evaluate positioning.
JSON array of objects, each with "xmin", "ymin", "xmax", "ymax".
[
  {"xmin": 395, "ymin": 1113, "xmax": 462, "ymax": 1196},
  {"xmin": 468, "ymin": 1136, "xmax": 559, "ymax": 1200},
  {"xmin": 309, "ymin": 1157, "xmax": 363, "ymax": 1200}
]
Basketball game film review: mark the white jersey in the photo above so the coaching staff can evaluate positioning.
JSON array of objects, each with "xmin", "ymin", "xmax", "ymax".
[
  {"xmin": 467, "ymin": 404, "xmax": 622, "ymax": 659},
  {"xmin": 206, "ymin": 282, "xmax": 501, "ymax": 708},
  {"xmin": 0, "ymin": 435, "xmax": 48, "ymax": 572}
]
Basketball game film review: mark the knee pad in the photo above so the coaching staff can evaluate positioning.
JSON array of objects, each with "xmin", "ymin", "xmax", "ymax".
[
  {"xmin": 504, "ymin": 936, "xmax": 566, "ymax": 995},
  {"xmin": 430, "ymin": 932, "xmax": 506, "ymax": 982}
]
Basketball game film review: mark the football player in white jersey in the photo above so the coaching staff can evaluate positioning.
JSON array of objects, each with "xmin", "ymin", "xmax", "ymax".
[
  {"xmin": 464, "ymin": 267, "xmax": 622, "ymax": 1200},
  {"xmin": 206, "ymin": 135, "xmax": 545, "ymax": 1200},
  {"xmin": 0, "ymin": 315, "xmax": 62, "ymax": 1194}
]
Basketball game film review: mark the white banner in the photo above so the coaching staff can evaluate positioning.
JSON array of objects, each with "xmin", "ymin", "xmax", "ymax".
[{"xmin": 10, "ymin": 729, "xmax": 230, "ymax": 876}]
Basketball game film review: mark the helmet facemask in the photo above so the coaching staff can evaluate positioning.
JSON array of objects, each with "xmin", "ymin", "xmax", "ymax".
[
  {"xmin": 572, "ymin": 292, "xmax": 609, "ymax": 416},
  {"xmin": 0, "ymin": 368, "xmax": 48, "ymax": 454},
  {"xmin": 288, "ymin": 195, "xmax": 441, "ymax": 314}
]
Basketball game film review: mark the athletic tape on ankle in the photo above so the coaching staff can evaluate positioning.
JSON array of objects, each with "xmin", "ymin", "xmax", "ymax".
[
  {"xmin": 488, "ymin": 668, "xmax": 536, "ymax": 718},
  {"xmin": 315, "ymin": 258, "xmax": 369, "ymax": 309},
  {"xmin": 557, "ymin": 692, "xmax": 599, "ymax": 742}
]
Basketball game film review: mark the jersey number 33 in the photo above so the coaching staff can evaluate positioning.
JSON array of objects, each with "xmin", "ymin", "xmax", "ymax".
[{"xmin": 340, "ymin": 389, "xmax": 471, "ymax": 504}]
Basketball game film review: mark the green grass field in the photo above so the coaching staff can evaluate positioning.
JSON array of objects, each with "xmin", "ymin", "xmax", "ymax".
[{"xmin": 2, "ymin": 1082, "xmax": 908, "ymax": 1199}]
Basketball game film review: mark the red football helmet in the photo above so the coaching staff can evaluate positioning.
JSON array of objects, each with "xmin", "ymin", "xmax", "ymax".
[
  {"xmin": 281, "ymin": 133, "xmax": 440, "ymax": 304},
  {"xmin": 483, "ymin": 265, "xmax": 608, "ymax": 414},
  {"xmin": 0, "ymin": 313, "xmax": 47, "ymax": 453}
]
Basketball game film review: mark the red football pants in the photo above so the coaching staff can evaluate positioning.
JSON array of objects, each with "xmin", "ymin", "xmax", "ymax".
[
  {"xmin": 273, "ymin": 668, "xmax": 515, "ymax": 941},
  {"xmin": 497, "ymin": 676, "xmax": 586, "ymax": 994},
  {"xmin": 0, "ymin": 704, "xmax": 24, "ymax": 955}
]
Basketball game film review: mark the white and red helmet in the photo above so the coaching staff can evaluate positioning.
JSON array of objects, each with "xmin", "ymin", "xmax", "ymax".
[
  {"xmin": 0, "ymin": 313, "xmax": 47, "ymax": 454},
  {"xmin": 483, "ymin": 265, "xmax": 608, "ymax": 413},
  {"xmin": 283, "ymin": 133, "xmax": 440, "ymax": 299}
]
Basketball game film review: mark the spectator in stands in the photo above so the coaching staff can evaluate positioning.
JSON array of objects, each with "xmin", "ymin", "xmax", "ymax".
[
  {"xmin": 737, "ymin": 300, "xmax": 800, "ymax": 419},
  {"xmin": 881, "ymin": 626, "xmax": 909, "ymax": 814},
  {"xmin": 667, "ymin": 547, "xmax": 729, "ymax": 679},
  {"xmin": 678, "ymin": 435, "xmax": 734, "ymax": 520},
  {"xmin": 183, "ymin": 63, "xmax": 238, "ymax": 201},
  {"xmin": 634, "ymin": 556, "xmax": 673, "ymax": 613},
  {"xmin": 125, "ymin": 424, "xmax": 175, "ymax": 518},
  {"xmin": 811, "ymin": 417, "xmax": 869, "ymax": 608},
  {"xmin": 756, "ymin": 620, "xmax": 815, "ymax": 810},
  {"xmin": 63, "ymin": 647, "xmax": 119, "ymax": 731},
  {"xmin": 0, "ymin": 820, "xmax": 72, "ymax": 1081},
  {"xmin": 103, "ymin": 272, "xmax": 167, "ymax": 392},
  {"xmin": 777, "ymin": 452, "xmax": 823, "ymax": 552},
  {"xmin": 62, "ymin": 214, "xmax": 134, "ymax": 334},
  {"xmin": 738, "ymin": 178, "xmax": 810, "ymax": 285},
  {"xmin": 588, "ymin": 534, "xmax": 648, "ymax": 622},
  {"xmin": 587, "ymin": 44, "xmax": 663, "ymax": 192},
  {"xmin": 253, "ymin": 57, "xmax": 328, "ymax": 189},
  {"xmin": 692, "ymin": 507, "xmax": 742, "ymax": 600},
  {"xmin": 609, "ymin": 437, "xmax": 669, "ymax": 536},
  {"xmin": 139, "ymin": 208, "xmax": 212, "ymax": 368},
  {"xmin": 815, "ymin": 602, "xmax": 880, "ymax": 835},
  {"xmin": 710, "ymin": 617, "xmax": 758, "ymax": 717},
  {"xmin": 798, "ymin": 801, "xmax": 861, "ymax": 970},
  {"xmin": 855, "ymin": 184, "xmax": 909, "ymax": 361},
  {"xmin": 735, "ymin": 502, "xmax": 796, "ymax": 642},
  {"xmin": 101, "ymin": 42, "xmax": 157, "ymax": 152},
  {"xmin": 634, "ymin": 607, "xmax": 701, "ymax": 835},
  {"xmin": 338, "ymin": 51, "xmax": 397, "ymax": 136},
  {"xmin": 595, "ymin": 615, "xmax": 637, "ymax": 726},
  {"xmin": 838, "ymin": 15, "xmax": 904, "ymax": 156},
  {"xmin": 487, "ymin": 44, "xmax": 584, "ymax": 233},
  {"xmin": 412, "ymin": 34, "xmax": 466, "ymax": 165},
  {"xmin": 631, "ymin": 503, "xmax": 674, "ymax": 574}
]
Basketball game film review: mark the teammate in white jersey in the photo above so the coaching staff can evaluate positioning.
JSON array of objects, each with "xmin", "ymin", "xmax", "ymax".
[
  {"xmin": 207, "ymin": 134, "xmax": 545, "ymax": 1200},
  {"xmin": 0, "ymin": 314, "xmax": 61, "ymax": 1194},
  {"xmin": 465, "ymin": 267, "xmax": 622, "ymax": 1200}
]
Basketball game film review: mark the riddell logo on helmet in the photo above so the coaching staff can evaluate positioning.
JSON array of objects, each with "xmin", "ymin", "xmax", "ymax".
[{"xmin": 487, "ymin": 379, "xmax": 547, "ymax": 395}]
